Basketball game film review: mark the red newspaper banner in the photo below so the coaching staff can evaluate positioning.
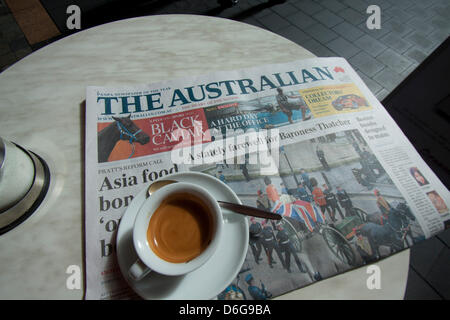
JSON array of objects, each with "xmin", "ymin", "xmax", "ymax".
[{"xmin": 97, "ymin": 108, "xmax": 211, "ymax": 162}]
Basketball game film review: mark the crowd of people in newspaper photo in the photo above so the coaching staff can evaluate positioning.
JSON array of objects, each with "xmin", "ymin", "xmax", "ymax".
[{"xmin": 191, "ymin": 129, "xmax": 426, "ymax": 300}]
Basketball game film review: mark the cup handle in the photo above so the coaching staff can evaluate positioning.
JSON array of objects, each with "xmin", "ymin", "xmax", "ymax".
[{"xmin": 128, "ymin": 258, "xmax": 152, "ymax": 281}]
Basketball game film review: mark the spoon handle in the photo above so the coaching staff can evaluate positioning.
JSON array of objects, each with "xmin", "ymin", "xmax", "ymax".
[{"xmin": 218, "ymin": 201, "xmax": 282, "ymax": 220}]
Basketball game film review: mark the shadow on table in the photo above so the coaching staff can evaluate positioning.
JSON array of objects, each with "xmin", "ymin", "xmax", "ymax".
[
  {"xmin": 217, "ymin": 0, "xmax": 286, "ymax": 21},
  {"xmin": 81, "ymin": 0, "xmax": 178, "ymax": 28},
  {"xmin": 79, "ymin": 0, "xmax": 286, "ymax": 31}
]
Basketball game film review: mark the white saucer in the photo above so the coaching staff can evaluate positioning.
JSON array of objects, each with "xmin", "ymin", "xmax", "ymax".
[{"xmin": 116, "ymin": 172, "xmax": 249, "ymax": 300}]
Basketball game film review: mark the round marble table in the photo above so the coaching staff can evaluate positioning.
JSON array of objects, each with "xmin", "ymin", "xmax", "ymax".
[{"xmin": 0, "ymin": 14, "xmax": 409, "ymax": 299}]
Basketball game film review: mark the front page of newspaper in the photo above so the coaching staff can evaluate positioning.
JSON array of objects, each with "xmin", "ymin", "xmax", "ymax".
[{"xmin": 84, "ymin": 57, "xmax": 450, "ymax": 299}]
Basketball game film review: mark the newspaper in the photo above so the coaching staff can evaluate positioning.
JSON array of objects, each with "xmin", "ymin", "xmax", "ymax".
[{"xmin": 84, "ymin": 57, "xmax": 450, "ymax": 300}]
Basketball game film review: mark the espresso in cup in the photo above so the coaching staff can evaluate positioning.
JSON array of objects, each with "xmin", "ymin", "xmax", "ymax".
[
  {"xmin": 130, "ymin": 182, "xmax": 223, "ymax": 280},
  {"xmin": 147, "ymin": 193, "xmax": 214, "ymax": 263}
]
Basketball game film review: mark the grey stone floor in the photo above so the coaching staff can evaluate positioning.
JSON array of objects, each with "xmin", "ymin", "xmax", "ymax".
[{"xmin": 0, "ymin": 0, "xmax": 449, "ymax": 299}]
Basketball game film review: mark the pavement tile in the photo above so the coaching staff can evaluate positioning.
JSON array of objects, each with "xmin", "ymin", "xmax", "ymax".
[
  {"xmin": 356, "ymin": 70, "xmax": 383, "ymax": 95},
  {"xmin": 406, "ymin": 0, "xmax": 436, "ymax": 10},
  {"xmin": 312, "ymin": 9, "xmax": 343, "ymax": 28},
  {"xmin": 277, "ymin": 24, "xmax": 311, "ymax": 43},
  {"xmin": 318, "ymin": 0, "xmax": 346, "ymax": 13},
  {"xmin": 285, "ymin": 9, "xmax": 316, "ymax": 29},
  {"xmin": 406, "ymin": 17, "xmax": 437, "ymax": 35},
  {"xmin": 301, "ymin": 37, "xmax": 337, "ymax": 57},
  {"xmin": 348, "ymin": 50, "xmax": 386, "ymax": 77},
  {"xmin": 379, "ymin": 32, "xmax": 413, "ymax": 54},
  {"xmin": 325, "ymin": 37, "xmax": 360, "ymax": 59},
  {"xmin": 240, "ymin": 16, "xmax": 265, "ymax": 29},
  {"xmin": 372, "ymin": 67, "xmax": 404, "ymax": 91},
  {"xmin": 338, "ymin": 7, "xmax": 367, "ymax": 25},
  {"xmin": 270, "ymin": 2, "xmax": 299, "ymax": 17},
  {"xmin": 375, "ymin": 88, "xmax": 389, "ymax": 101},
  {"xmin": 384, "ymin": 6, "xmax": 413, "ymax": 23},
  {"xmin": 425, "ymin": 32, "xmax": 450, "ymax": 54},
  {"xmin": 431, "ymin": 4, "xmax": 450, "ymax": 20},
  {"xmin": 0, "ymin": 51, "xmax": 15, "ymax": 68},
  {"xmin": 291, "ymin": 0, "xmax": 323, "ymax": 15},
  {"xmin": 13, "ymin": 46, "xmax": 31, "ymax": 60},
  {"xmin": 0, "ymin": 20, "xmax": 23, "ymax": 42},
  {"xmin": 257, "ymin": 11, "xmax": 292, "ymax": 32},
  {"xmin": 429, "ymin": 17, "xmax": 450, "ymax": 32},
  {"xmin": 376, "ymin": 48, "xmax": 413, "ymax": 73},
  {"xmin": 0, "ymin": 41, "xmax": 9, "ymax": 55},
  {"xmin": 353, "ymin": 33, "xmax": 387, "ymax": 57},
  {"xmin": 405, "ymin": 31, "xmax": 435, "ymax": 52},
  {"xmin": 0, "ymin": 12, "xmax": 15, "ymax": 26},
  {"xmin": 8, "ymin": 35, "xmax": 29, "ymax": 51},
  {"xmin": 342, "ymin": 0, "xmax": 368, "ymax": 12},
  {"xmin": 428, "ymin": 29, "xmax": 450, "ymax": 44},
  {"xmin": 427, "ymin": 44, "xmax": 441, "ymax": 56},
  {"xmin": 332, "ymin": 21, "xmax": 365, "ymax": 42},
  {"xmin": 403, "ymin": 47, "xmax": 428, "ymax": 64},
  {"xmin": 251, "ymin": 6, "xmax": 273, "ymax": 19},
  {"xmin": 304, "ymin": 22, "xmax": 339, "ymax": 43},
  {"xmin": 382, "ymin": 19, "xmax": 415, "ymax": 38},
  {"xmin": 6, "ymin": 0, "xmax": 61, "ymax": 45},
  {"xmin": 362, "ymin": 0, "xmax": 393, "ymax": 11},
  {"xmin": 390, "ymin": 0, "xmax": 415, "ymax": 10},
  {"xmin": 401, "ymin": 62, "xmax": 419, "ymax": 77},
  {"xmin": 406, "ymin": 5, "xmax": 437, "ymax": 20}
]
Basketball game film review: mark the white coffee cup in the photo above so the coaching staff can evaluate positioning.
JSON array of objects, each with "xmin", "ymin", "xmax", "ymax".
[{"xmin": 128, "ymin": 182, "xmax": 223, "ymax": 281}]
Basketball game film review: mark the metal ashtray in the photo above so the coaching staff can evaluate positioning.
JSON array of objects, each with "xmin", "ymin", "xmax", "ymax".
[{"xmin": 0, "ymin": 138, "xmax": 50, "ymax": 235}]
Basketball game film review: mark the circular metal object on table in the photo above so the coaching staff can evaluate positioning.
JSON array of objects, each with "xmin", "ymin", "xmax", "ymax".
[{"xmin": 0, "ymin": 147, "xmax": 50, "ymax": 234}]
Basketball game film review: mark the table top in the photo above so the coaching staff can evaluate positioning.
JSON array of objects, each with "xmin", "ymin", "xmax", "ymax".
[{"xmin": 0, "ymin": 14, "xmax": 409, "ymax": 300}]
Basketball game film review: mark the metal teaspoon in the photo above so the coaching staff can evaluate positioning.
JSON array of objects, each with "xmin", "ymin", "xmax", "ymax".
[{"xmin": 147, "ymin": 179, "xmax": 282, "ymax": 220}]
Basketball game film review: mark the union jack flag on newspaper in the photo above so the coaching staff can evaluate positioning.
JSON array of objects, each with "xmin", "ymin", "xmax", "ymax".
[
  {"xmin": 272, "ymin": 199, "xmax": 326, "ymax": 232},
  {"xmin": 271, "ymin": 200, "xmax": 292, "ymax": 216}
]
